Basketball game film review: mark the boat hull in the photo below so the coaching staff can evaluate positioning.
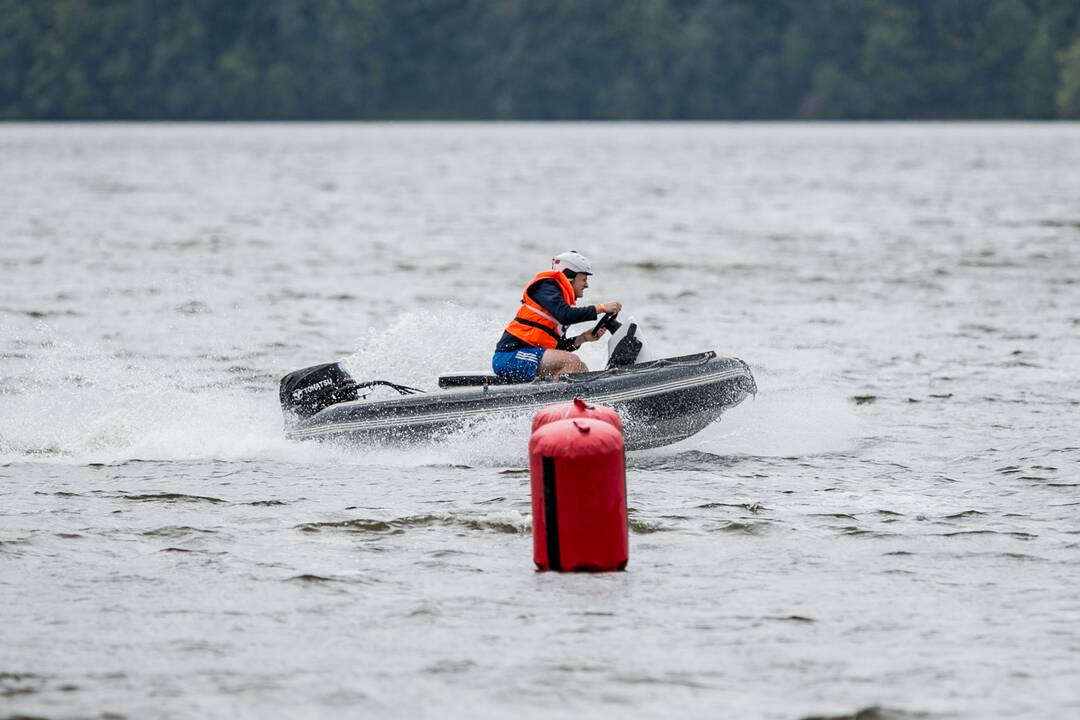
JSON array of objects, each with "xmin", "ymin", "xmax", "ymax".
[{"xmin": 285, "ymin": 352, "xmax": 755, "ymax": 451}]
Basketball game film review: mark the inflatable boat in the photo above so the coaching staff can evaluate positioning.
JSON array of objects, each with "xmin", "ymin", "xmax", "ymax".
[{"xmin": 279, "ymin": 316, "xmax": 756, "ymax": 451}]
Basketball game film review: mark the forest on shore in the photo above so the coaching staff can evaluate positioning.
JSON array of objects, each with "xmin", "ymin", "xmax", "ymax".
[{"xmin": 4, "ymin": 0, "xmax": 1080, "ymax": 120}]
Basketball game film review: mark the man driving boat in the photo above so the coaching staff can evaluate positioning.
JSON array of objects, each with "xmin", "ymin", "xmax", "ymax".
[{"xmin": 492, "ymin": 251, "xmax": 622, "ymax": 380}]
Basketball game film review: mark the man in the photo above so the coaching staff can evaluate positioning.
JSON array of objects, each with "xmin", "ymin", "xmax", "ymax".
[{"xmin": 492, "ymin": 251, "xmax": 622, "ymax": 380}]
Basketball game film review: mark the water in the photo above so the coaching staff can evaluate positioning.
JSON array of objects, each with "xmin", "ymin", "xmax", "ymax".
[{"xmin": 2, "ymin": 123, "xmax": 1079, "ymax": 719}]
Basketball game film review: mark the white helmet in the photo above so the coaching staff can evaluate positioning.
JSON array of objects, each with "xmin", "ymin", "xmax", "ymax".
[{"xmin": 552, "ymin": 250, "xmax": 593, "ymax": 275}]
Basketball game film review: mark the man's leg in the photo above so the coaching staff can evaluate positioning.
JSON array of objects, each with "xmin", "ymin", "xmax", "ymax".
[
  {"xmin": 538, "ymin": 349, "xmax": 588, "ymax": 378},
  {"xmin": 493, "ymin": 349, "xmax": 543, "ymax": 381}
]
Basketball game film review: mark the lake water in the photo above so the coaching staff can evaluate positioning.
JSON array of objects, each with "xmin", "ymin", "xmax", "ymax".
[{"xmin": 1, "ymin": 123, "xmax": 1078, "ymax": 719}]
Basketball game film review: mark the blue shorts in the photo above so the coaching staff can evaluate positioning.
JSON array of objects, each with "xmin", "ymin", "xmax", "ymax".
[{"xmin": 492, "ymin": 347, "xmax": 545, "ymax": 381}]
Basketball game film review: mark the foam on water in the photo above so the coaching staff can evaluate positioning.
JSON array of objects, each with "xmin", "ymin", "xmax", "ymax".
[
  {"xmin": 1, "ymin": 305, "xmax": 797, "ymax": 467},
  {"xmin": 0, "ymin": 310, "xmax": 546, "ymax": 467},
  {"xmin": 342, "ymin": 304, "xmax": 507, "ymax": 389},
  {"xmin": 674, "ymin": 386, "xmax": 863, "ymax": 458},
  {"xmin": 0, "ymin": 332, "xmax": 288, "ymax": 466}
]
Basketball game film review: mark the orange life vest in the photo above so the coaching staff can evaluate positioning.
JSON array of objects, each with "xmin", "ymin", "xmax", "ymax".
[{"xmin": 504, "ymin": 270, "xmax": 577, "ymax": 349}]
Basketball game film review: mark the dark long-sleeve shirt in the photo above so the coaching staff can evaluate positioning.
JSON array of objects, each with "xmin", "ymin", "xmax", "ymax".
[{"xmin": 495, "ymin": 278, "xmax": 598, "ymax": 353}]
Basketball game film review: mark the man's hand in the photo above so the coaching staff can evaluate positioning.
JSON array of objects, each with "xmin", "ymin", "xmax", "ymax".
[
  {"xmin": 574, "ymin": 326, "xmax": 607, "ymax": 346},
  {"xmin": 596, "ymin": 300, "xmax": 623, "ymax": 315}
]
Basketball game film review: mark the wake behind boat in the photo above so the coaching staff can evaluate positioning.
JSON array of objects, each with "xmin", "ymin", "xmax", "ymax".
[{"xmin": 280, "ymin": 318, "xmax": 756, "ymax": 451}]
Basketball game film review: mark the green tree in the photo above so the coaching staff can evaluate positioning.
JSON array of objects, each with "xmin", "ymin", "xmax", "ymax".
[
  {"xmin": 597, "ymin": 0, "xmax": 680, "ymax": 119},
  {"xmin": 1, "ymin": 0, "xmax": 1079, "ymax": 120},
  {"xmin": 1018, "ymin": 22, "xmax": 1059, "ymax": 118},
  {"xmin": 1057, "ymin": 36, "xmax": 1080, "ymax": 118},
  {"xmin": 0, "ymin": 0, "xmax": 42, "ymax": 118},
  {"xmin": 672, "ymin": 0, "xmax": 778, "ymax": 118},
  {"xmin": 859, "ymin": 1, "xmax": 922, "ymax": 118}
]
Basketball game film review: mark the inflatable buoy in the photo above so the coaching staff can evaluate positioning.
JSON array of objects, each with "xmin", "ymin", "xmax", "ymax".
[
  {"xmin": 531, "ymin": 396, "xmax": 623, "ymax": 434},
  {"xmin": 529, "ymin": 416, "xmax": 627, "ymax": 572}
]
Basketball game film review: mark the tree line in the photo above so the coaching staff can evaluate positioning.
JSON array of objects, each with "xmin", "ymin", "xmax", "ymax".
[{"xmin": 3, "ymin": 0, "xmax": 1080, "ymax": 120}]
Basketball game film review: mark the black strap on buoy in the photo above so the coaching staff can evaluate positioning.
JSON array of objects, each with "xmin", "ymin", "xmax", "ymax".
[{"xmin": 541, "ymin": 456, "xmax": 561, "ymax": 571}]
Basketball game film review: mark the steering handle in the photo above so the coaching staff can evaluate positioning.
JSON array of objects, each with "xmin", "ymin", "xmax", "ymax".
[{"xmin": 592, "ymin": 312, "xmax": 622, "ymax": 335}]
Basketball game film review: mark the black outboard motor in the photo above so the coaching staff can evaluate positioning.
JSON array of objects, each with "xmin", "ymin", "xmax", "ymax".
[{"xmin": 279, "ymin": 362, "xmax": 359, "ymax": 424}]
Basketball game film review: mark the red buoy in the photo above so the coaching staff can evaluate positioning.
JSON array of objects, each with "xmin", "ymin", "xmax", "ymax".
[
  {"xmin": 531, "ymin": 396, "xmax": 623, "ymax": 434},
  {"xmin": 529, "ymin": 416, "xmax": 627, "ymax": 572}
]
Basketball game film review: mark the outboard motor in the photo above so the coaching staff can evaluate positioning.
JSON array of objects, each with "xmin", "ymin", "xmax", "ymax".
[{"xmin": 279, "ymin": 362, "xmax": 359, "ymax": 424}]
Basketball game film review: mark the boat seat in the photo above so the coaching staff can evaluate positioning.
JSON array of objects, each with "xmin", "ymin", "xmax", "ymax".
[{"xmin": 437, "ymin": 372, "xmax": 526, "ymax": 389}]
